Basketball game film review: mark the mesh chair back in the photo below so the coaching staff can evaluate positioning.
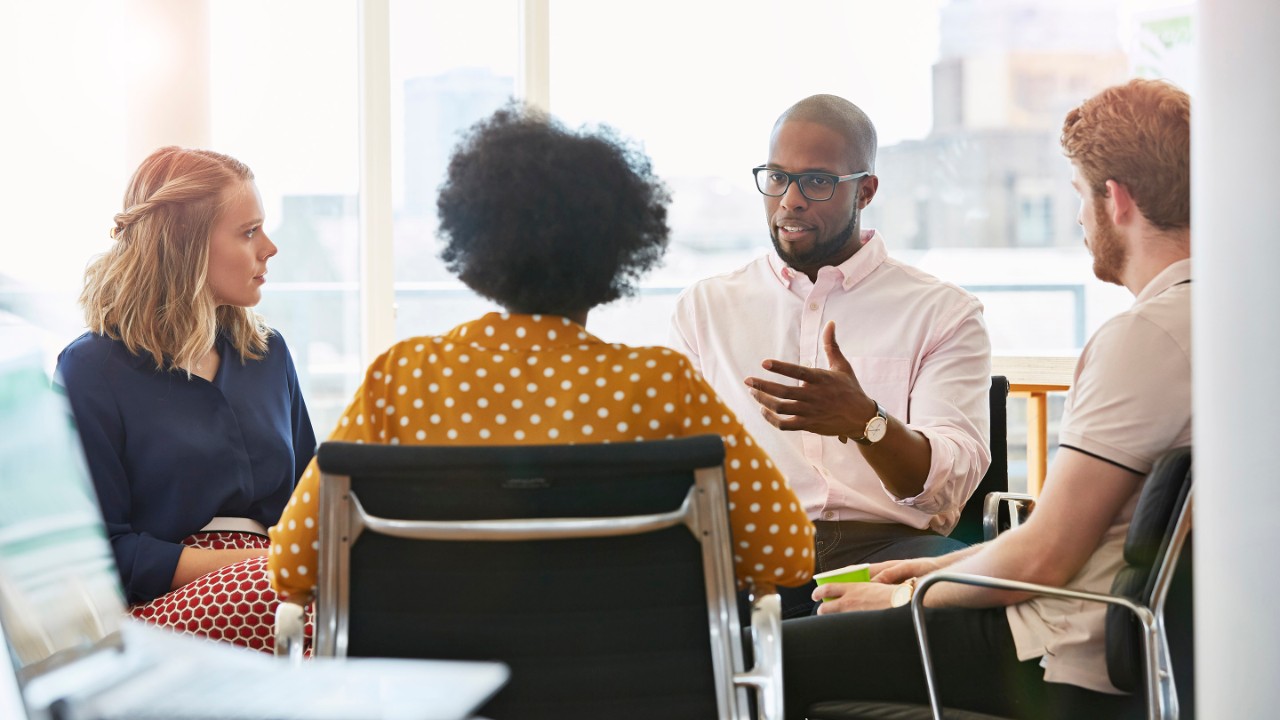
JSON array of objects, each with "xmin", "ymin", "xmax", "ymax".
[
  {"xmin": 951, "ymin": 376, "xmax": 1010, "ymax": 545},
  {"xmin": 1106, "ymin": 446, "xmax": 1193, "ymax": 695},
  {"xmin": 314, "ymin": 435, "xmax": 745, "ymax": 720}
]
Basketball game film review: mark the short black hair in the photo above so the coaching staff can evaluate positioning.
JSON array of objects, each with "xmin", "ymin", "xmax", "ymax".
[
  {"xmin": 437, "ymin": 103, "xmax": 671, "ymax": 315},
  {"xmin": 775, "ymin": 94, "xmax": 878, "ymax": 173}
]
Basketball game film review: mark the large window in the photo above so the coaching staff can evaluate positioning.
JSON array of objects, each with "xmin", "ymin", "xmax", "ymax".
[
  {"xmin": 387, "ymin": 0, "xmax": 519, "ymax": 342},
  {"xmin": 547, "ymin": 0, "xmax": 1190, "ymax": 354},
  {"xmin": 209, "ymin": 1, "xmax": 363, "ymax": 436},
  {"xmin": 1, "ymin": 1, "xmax": 128, "ymax": 364},
  {"xmin": 545, "ymin": 0, "xmax": 1191, "ymax": 485},
  {"xmin": 5, "ymin": 0, "xmax": 1193, "ymax": 483},
  {"xmin": 550, "ymin": 1, "xmax": 949, "ymax": 346}
]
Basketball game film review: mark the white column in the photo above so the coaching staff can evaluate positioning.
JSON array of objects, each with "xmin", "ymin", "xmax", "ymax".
[
  {"xmin": 1194, "ymin": 0, "xmax": 1280, "ymax": 716},
  {"xmin": 122, "ymin": 0, "xmax": 211, "ymax": 163},
  {"xmin": 518, "ymin": 0, "xmax": 551, "ymax": 111},
  {"xmin": 358, "ymin": 0, "xmax": 396, "ymax": 362}
]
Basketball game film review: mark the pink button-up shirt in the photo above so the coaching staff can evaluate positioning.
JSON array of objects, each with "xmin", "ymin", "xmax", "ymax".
[{"xmin": 670, "ymin": 230, "xmax": 992, "ymax": 533}]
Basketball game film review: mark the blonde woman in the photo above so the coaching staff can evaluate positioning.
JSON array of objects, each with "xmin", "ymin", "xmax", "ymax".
[{"xmin": 56, "ymin": 146, "xmax": 316, "ymax": 652}]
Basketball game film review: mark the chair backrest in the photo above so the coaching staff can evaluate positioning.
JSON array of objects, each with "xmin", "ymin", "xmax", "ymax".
[
  {"xmin": 1106, "ymin": 446, "xmax": 1194, "ymax": 705},
  {"xmin": 313, "ymin": 435, "xmax": 752, "ymax": 720},
  {"xmin": 951, "ymin": 376, "xmax": 1009, "ymax": 546}
]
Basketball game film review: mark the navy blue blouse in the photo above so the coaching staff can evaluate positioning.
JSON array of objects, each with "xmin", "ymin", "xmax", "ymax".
[{"xmin": 56, "ymin": 330, "xmax": 316, "ymax": 604}]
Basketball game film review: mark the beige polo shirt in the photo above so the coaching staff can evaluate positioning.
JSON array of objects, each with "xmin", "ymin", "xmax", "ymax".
[{"xmin": 1006, "ymin": 259, "xmax": 1192, "ymax": 694}]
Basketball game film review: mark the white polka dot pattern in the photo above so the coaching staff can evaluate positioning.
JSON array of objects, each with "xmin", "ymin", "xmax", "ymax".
[{"xmin": 270, "ymin": 312, "xmax": 815, "ymax": 598}]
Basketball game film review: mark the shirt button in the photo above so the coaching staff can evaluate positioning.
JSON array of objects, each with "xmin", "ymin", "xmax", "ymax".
[
  {"xmin": 808, "ymin": 303, "xmax": 819, "ymax": 311},
  {"xmin": 822, "ymin": 511, "xmax": 835, "ymax": 520}
]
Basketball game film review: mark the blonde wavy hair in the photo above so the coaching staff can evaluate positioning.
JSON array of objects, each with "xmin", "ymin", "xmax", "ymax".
[{"xmin": 81, "ymin": 146, "xmax": 270, "ymax": 372}]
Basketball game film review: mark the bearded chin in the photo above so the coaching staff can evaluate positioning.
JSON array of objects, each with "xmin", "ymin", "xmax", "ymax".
[
  {"xmin": 771, "ymin": 207, "xmax": 860, "ymax": 270},
  {"xmin": 1093, "ymin": 253, "xmax": 1123, "ymax": 286},
  {"xmin": 1089, "ymin": 205, "xmax": 1127, "ymax": 286}
]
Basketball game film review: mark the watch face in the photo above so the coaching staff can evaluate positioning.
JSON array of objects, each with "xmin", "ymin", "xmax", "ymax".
[
  {"xmin": 865, "ymin": 416, "xmax": 888, "ymax": 443},
  {"xmin": 891, "ymin": 582, "xmax": 912, "ymax": 607}
]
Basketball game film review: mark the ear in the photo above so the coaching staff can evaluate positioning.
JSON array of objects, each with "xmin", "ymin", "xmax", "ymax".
[
  {"xmin": 857, "ymin": 174, "xmax": 879, "ymax": 209},
  {"xmin": 1104, "ymin": 179, "xmax": 1136, "ymax": 226}
]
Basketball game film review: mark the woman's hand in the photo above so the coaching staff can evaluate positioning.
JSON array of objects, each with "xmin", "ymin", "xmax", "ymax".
[{"xmin": 812, "ymin": 580, "xmax": 896, "ymax": 615}]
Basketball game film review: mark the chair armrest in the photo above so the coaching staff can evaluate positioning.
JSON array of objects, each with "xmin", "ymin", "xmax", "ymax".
[
  {"xmin": 274, "ymin": 598, "xmax": 307, "ymax": 665},
  {"xmin": 734, "ymin": 592, "xmax": 784, "ymax": 720},
  {"xmin": 981, "ymin": 492, "xmax": 1035, "ymax": 542},
  {"xmin": 909, "ymin": 573, "xmax": 1170, "ymax": 720}
]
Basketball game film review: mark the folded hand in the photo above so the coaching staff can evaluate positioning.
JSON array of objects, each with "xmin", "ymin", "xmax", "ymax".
[
  {"xmin": 812, "ymin": 579, "xmax": 896, "ymax": 615},
  {"xmin": 869, "ymin": 557, "xmax": 943, "ymax": 584}
]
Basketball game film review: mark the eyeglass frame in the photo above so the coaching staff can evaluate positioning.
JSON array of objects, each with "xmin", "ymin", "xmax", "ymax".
[{"xmin": 752, "ymin": 165, "xmax": 871, "ymax": 202}]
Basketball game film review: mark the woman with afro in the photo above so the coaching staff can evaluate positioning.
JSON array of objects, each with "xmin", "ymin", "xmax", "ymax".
[{"xmin": 270, "ymin": 103, "xmax": 814, "ymax": 604}]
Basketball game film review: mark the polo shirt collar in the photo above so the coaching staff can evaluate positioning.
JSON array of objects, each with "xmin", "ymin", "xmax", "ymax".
[
  {"xmin": 767, "ymin": 229, "xmax": 888, "ymax": 290},
  {"xmin": 1135, "ymin": 258, "xmax": 1192, "ymax": 304}
]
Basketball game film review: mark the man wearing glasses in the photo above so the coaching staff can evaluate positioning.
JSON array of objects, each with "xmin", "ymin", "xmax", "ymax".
[{"xmin": 669, "ymin": 94, "xmax": 992, "ymax": 618}]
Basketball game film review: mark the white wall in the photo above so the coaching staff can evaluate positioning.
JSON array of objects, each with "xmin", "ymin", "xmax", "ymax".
[{"xmin": 1194, "ymin": 0, "xmax": 1280, "ymax": 715}]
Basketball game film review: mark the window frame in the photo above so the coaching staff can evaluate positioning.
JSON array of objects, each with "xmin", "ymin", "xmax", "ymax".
[{"xmin": 357, "ymin": 0, "xmax": 550, "ymax": 364}]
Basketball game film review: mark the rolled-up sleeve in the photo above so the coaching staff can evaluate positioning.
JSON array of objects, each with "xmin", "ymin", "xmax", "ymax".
[{"xmin": 890, "ymin": 303, "xmax": 992, "ymax": 528}]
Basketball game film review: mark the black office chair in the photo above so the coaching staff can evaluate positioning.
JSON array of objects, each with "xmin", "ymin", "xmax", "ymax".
[
  {"xmin": 807, "ymin": 446, "xmax": 1194, "ymax": 720},
  {"xmin": 950, "ymin": 376, "xmax": 1010, "ymax": 546},
  {"xmin": 304, "ymin": 435, "xmax": 783, "ymax": 720}
]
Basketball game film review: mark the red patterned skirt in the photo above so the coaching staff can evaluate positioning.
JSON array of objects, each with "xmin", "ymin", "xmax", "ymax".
[{"xmin": 128, "ymin": 531, "xmax": 312, "ymax": 654}]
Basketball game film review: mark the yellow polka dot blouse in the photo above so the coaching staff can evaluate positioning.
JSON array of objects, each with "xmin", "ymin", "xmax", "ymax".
[{"xmin": 269, "ymin": 312, "xmax": 814, "ymax": 599}]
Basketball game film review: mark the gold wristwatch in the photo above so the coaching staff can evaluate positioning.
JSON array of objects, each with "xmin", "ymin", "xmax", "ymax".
[{"xmin": 890, "ymin": 577, "xmax": 918, "ymax": 608}]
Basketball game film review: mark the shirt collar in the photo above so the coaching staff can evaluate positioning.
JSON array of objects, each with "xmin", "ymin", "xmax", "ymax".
[
  {"xmin": 1135, "ymin": 258, "xmax": 1192, "ymax": 304},
  {"xmin": 446, "ymin": 311, "xmax": 606, "ymax": 351},
  {"xmin": 767, "ymin": 229, "xmax": 888, "ymax": 290}
]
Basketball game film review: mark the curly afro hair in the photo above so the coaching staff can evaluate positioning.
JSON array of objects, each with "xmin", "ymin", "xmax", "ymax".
[{"xmin": 437, "ymin": 102, "xmax": 671, "ymax": 315}]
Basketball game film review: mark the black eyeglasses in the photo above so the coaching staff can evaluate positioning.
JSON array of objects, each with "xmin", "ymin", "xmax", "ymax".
[{"xmin": 752, "ymin": 166, "xmax": 870, "ymax": 202}]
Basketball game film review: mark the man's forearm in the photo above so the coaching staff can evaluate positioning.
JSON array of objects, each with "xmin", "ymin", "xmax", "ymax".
[
  {"xmin": 917, "ymin": 529, "xmax": 1045, "ymax": 609},
  {"xmin": 857, "ymin": 411, "xmax": 932, "ymax": 498}
]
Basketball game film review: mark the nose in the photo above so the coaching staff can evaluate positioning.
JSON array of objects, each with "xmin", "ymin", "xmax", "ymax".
[
  {"xmin": 260, "ymin": 233, "xmax": 278, "ymax": 260},
  {"xmin": 780, "ymin": 178, "xmax": 809, "ymax": 211}
]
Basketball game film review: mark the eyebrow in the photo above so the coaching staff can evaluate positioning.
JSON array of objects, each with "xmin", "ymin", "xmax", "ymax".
[
  {"xmin": 237, "ymin": 218, "xmax": 264, "ymax": 230},
  {"xmin": 764, "ymin": 164, "xmax": 841, "ymax": 175}
]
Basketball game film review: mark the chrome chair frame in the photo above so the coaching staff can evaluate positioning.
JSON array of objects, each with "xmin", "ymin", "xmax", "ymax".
[
  {"xmin": 300, "ymin": 437, "xmax": 782, "ymax": 720},
  {"xmin": 911, "ymin": 490, "xmax": 1193, "ymax": 720},
  {"xmin": 980, "ymin": 491, "xmax": 1035, "ymax": 541}
]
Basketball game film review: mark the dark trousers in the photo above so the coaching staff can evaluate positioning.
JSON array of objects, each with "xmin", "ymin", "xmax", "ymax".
[
  {"xmin": 782, "ymin": 606, "xmax": 1141, "ymax": 720},
  {"xmin": 773, "ymin": 521, "xmax": 969, "ymax": 619}
]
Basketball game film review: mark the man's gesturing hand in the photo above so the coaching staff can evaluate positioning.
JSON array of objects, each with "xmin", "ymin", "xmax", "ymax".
[{"xmin": 744, "ymin": 321, "xmax": 875, "ymax": 439}]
